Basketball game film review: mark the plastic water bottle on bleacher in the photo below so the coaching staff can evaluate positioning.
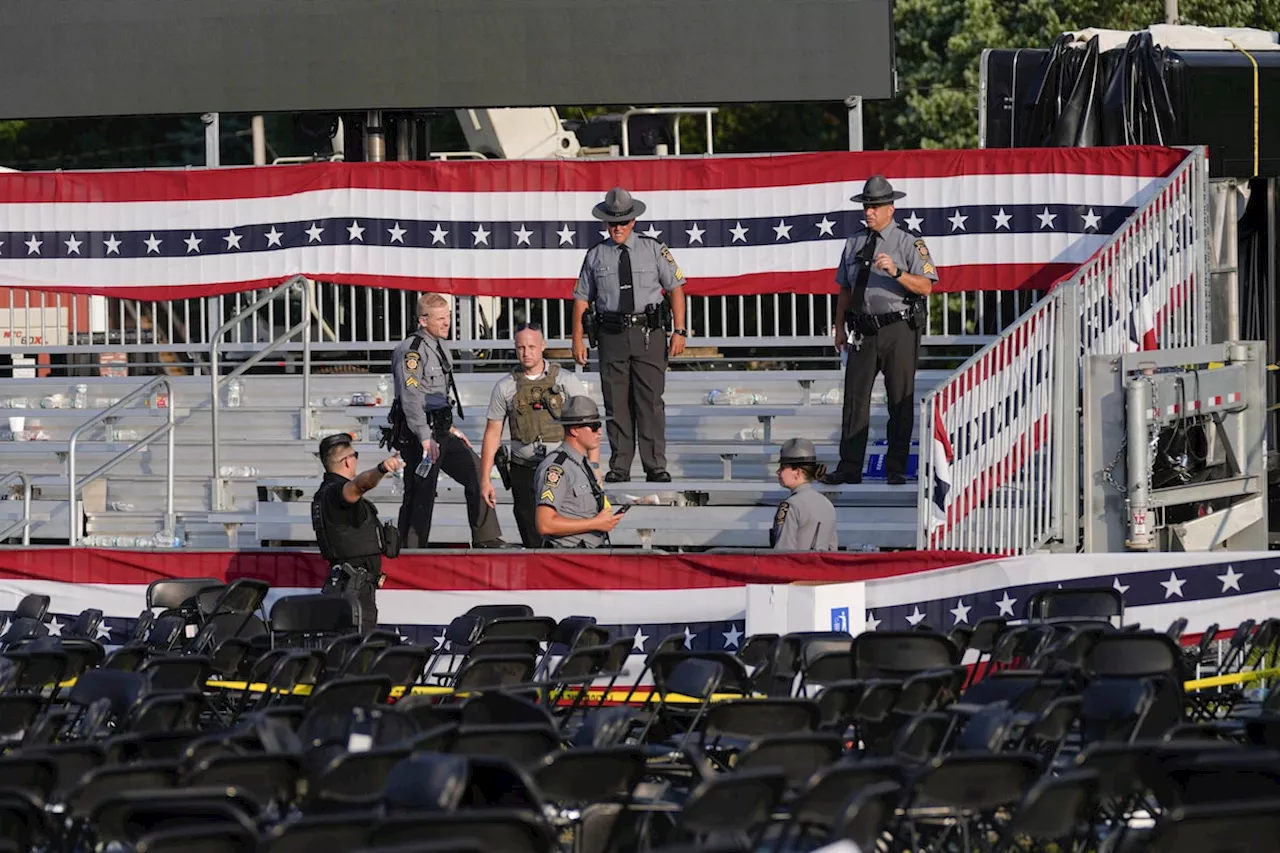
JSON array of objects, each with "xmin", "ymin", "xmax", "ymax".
[
  {"xmin": 151, "ymin": 529, "xmax": 184, "ymax": 548},
  {"xmin": 73, "ymin": 384, "xmax": 88, "ymax": 409},
  {"xmin": 819, "ymin": 389, "xmax": 842, "ymax": 405},
  {"xmin": 706, "ymin": 388, "xmax": 752, "ymax": 405},
  {"xmin": 739, "ymin": 427, "xmax": 764, "ymax": 440},
  {"xmin": 376, "ymin": 376, "xmax": 389, "ymax": 405},
  {"xmin": 219, "ymin": 465, "xmax": 259, "ymax": 477},
  {"xmin": 225, "ymin": 379, "xmax": 243, "ymax": 408}
]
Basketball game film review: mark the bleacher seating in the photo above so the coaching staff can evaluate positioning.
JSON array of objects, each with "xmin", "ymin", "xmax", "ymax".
[
  {"xmin": 0, "ymin": 370, "xmax": 949, "ymax": 549},
  {"xmin": 0, "ymin": 585, "xmax": 1274, "ymax": 852}
]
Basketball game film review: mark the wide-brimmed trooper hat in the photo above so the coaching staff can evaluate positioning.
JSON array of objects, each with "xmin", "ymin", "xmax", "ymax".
[
  {"xmin": 779, "ymin": 437, "xmax": 819, "ymax": 465},
  {"xmin": 556, "ymin": 395, "xmax": 609, "ymax": 427},
  {"xmin": 851, "ymin": 174, "xmax": 907, "ymax": 205},
  {"xmin": 592, "ymin": 187, "xmax": 647, "ymax": 223}
]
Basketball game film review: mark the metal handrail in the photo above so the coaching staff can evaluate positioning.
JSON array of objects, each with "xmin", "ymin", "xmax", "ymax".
[
  {"xmin": 0, "ymin": 471, "xmax": 32, "ymax": 545},
  {"xmin": 209, "ymin": 275, "xmax": 313, "ymax": 510},
  {"xmin": 620, "ymin": 107, "xmax": 718, "ymax": 156},
  {"xmin": 67, "ymin": 377, "xmax": 176, "ymax": 546}
]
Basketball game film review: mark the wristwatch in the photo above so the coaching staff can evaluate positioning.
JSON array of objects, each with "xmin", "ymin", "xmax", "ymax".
[
  {"xmin": 891, "ymin": 268, "xmax": 903, "ymax": 280},
  {"xmin": 589, "ymin": 461, "xmax": 600, "ymax": 470},
  {"xmin": 377, "ymin": 461, "xmax": 390, "ymax": 474},
  {"xmin": 673, "ymin": 329, "xmax": 688, "ymax": 337}
]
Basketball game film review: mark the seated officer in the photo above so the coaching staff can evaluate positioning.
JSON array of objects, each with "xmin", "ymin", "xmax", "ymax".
[
  {"xmin": 772, "ymin": 438, "xmax": 839, "ymax": 551},
  {"xmin": 534, "ymin": 397, "xmax": 624, "ymax": 548},
  {"xmin": 312, "ymin": 433, "xmax": 404, "ymax": 633}
]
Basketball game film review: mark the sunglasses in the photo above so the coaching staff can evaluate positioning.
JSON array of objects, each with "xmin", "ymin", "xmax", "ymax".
[
  {"xmin": 339, "ymin": 451, "xmax": 359, "ymax": 462},
  {"xmin": 575, "ymin": 422, "xmax": 603, "ymax": 433},
  {"xmin": 515, "ymin": 322, "xmax": 542, "ymax": 332}
]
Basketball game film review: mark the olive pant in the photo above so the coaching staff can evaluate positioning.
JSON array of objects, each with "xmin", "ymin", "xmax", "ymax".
[{"xmin": 598, "ymin": 326, "xmax": 668, "ymax": 476}]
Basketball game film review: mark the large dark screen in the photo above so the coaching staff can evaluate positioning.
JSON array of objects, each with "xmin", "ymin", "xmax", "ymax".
[{"xmin": 1, "ymin": 0, "xmax": 895, "ymax": 119}]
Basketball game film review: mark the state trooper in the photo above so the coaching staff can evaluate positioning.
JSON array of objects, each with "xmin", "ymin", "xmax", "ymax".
[
  {"xmin": 771, "ymin": 438, "xmax": 838, "ymax": 551},
  {"xmin": 388, "ymin": 293, "xmax": 506, "ymax": 549},
  {"xmin": 478, "ymin": 322, "xmax": 597, "ymax": 548},
  {"xmin": 534, "ymin": 396, "xmax": 623, "ymax": 548},
  {"xmin": 571, "ymin": 187, "xmax": 688, "ymax": 484},
  {"xmin": 825, "ymin": 175, "xmax": 938, "ymax": 487},
  {"xmin": 311, "ymin": 433, "xmax": 405, "ymax": 633}
]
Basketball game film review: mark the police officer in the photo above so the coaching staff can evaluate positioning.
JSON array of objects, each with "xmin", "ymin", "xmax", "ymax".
[
  {"xmin": 772, "ymin": 438, "xmax": 838, "ymax": 551},
  {"xmin": 478, "ymin": 322, "xmax": 597, "ymax": 548},
  {"xmin": 312, "ymin": 433, "xmax": 405, "ymax": 633},
  {"xmin": 825, "ymin": 175, "xmax": 938, "ymax": 486},
  {"xmin": 571, "ymin": 187, "xmax": 688, "ymax": 484},
  {"xmin": 391, "ymin": 293, "xmax": 506, "ymax": 549},
  {"xmin": 534, "ymin": 396, "xmax": 623, "ymax": 548}
]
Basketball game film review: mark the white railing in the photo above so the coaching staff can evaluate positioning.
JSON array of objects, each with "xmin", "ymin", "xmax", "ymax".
[
  {"xmin": 919, "ymin": 147, "xmax": 1209, "ymax": 554},
  {"xmin": 0, "ymin": 286, "xmax": 1034, "ymax": 371}
]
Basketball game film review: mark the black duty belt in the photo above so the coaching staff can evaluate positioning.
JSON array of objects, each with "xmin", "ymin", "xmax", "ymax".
[
  {"xmin": 847, "ymin": 309, "xmax": 911, "ymax": 333},
  {"xmin": 599, "ymin": 311, "xmax": 651, "ymax": 326}
]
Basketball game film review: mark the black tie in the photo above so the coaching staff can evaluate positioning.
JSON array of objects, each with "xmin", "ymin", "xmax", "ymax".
[
  {"xmin": 852, "ymin": 230, "xmax": 880, "ymax": 314},
  {"xmin": 618, "ymin": 245, "xmax": 635, "ymax": 314},
  {"xmin": 436, "ymin": 340, "xmax": 464, "ymax": 420}
]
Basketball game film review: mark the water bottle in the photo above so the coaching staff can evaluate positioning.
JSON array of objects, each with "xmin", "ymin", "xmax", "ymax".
[
  {"xmin": 376, "ymin": 376, "xmax": 389, "ymax": 405},
  {"xmin": 706, "ymin": 388, "xmax": 744, "ymax": 406},
  {"xmin": 225, "ymin": 378, "xmax": 242, "ymax": 408},
  {"xmin": 109, "ymin": 501, "xmax": 135, "ymax": 512},
  {"xmin": 151, "ymin": 530, "xmax": 183, "ymax": 548},
  {"xmin": 415, "ymin": 456, "xmax": 434, "ymax": 478},
  {"xmin": 322, "ymin": 396, "xmax": 352, "ymax": 407},
  {"xmin": 41, "ymin": 394, "xmax": 68, "ymax": 409},
  {"xmin": 820, "ymin": 389, "xmax": 842, "ymax": 405},
  {"xmin": 748, "ymin": 393, "xmax": 767, "ymax": 405},
  {"xmin": 73, "ymin": 384, "xmax": 88, "ymax": 409},
  {"xmin": 739, "ymin": 426, "xmax": 764, "ymax": 441},
  {"xmin": 219, "ymin": 465, "xmax": 259, "ymax": 477}
]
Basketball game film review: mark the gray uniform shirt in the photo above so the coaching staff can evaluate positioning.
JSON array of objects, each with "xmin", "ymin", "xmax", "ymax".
[
  {"xmin": 771, "ymin": 482, "xmax": 838, "ymax": 551},
  {"xmin": 485, "ymin": 364, "xmax": 590, "ymax": 464},
  {"xmin": 535, "ymin": 443, "xmax": 606, "ymax": 548},
  {"xmin": 392, "ymin": 331, "xmax": 453, "ymax": 444},
  {"xmin": 572, "ymin": 232, "xmax": 685, "ymax": 313},
  {"xmin": 835, "ymin": 221, "xmax": 938, "ymax": 314}
]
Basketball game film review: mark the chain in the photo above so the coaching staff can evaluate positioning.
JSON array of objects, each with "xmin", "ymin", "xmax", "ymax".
[{"xmin": 1102, "ymin": 374, "xmax": 1161, "ymax": 497}]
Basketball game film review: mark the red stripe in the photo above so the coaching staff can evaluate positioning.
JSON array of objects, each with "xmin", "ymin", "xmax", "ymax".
[
  {"xmin": 930, "ymin": 413, "xmax": 1050, "ymax": 548},
  {"xmin": 0, "ymin": 548, "xmax": 991, "ymax": 590},
  {"xmin": 30, "ymin": 263, "xmax": 1074, "ymax": 302},
  {"xmin": 0, "ymin": 148, "xmax": 1190, "ymax": 204}
]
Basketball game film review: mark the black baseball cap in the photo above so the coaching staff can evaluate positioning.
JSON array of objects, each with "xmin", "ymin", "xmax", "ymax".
[{"xmin": 319, "ymin": 433, "xmax": 354, "ymax": 458}]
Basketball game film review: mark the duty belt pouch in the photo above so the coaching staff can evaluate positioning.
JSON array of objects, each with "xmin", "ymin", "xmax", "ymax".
[
  {"xmin": 426, "ymin": 406, "xmax": 453, "ymax": 440},
  {"xmin": 381, "ymin": 522, "xmax": 401, "ymax": 559},
  {"xmin": 905, "ymin": 298, "xmax": 927, "ymax": 331},
  {"xmin": 645, "ymin": 305, "xmax": 662, "ymax": 330}
]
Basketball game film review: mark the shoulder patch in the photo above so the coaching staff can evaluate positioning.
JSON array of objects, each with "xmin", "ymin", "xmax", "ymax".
[
  {"xmin": 404, "ymin": 350, "xmax": 420, "ymax": 372},
  {"xmin": 544, "ymin": 465, "xmax": 563, "ymax": 487},
  {"xmin": 774, "ymin": 501, "xmax": 790, "ymax": 526},
  {"xmin": 660, "ymin": 245, "xmax": 686, "ymax": 282},
  {"xmin": 914, "ymin": 238, "xmax": 931, "ymax": 260}
]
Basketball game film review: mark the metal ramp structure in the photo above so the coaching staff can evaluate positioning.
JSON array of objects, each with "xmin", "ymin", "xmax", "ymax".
[{"xmin": 919, "ymin": 146, "xmax": 1232, "ymax": 555}]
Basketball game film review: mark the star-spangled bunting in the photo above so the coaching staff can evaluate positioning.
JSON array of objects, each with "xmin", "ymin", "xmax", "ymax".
[
  {"xmin": 863, "ymin": 556, "xmax": 1280, "ymax": 633},
  {"xmin": 0, "ymin": 205, "xmax": 1131, "ymax": 259}
]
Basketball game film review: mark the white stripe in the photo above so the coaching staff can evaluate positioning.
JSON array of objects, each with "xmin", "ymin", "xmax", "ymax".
[
  {"xmin": 0, "ymin": 174, "xmax": 1165, "ymax": 232},
  {"xmin": 0, "ymin": 232, "xmax": 1111, "ymax": 288}
]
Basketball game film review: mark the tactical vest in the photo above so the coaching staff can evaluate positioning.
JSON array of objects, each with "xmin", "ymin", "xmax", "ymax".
[
  {"xmin": 311, "ymin": 478, "xmax": 384, "ymax": 565},
  {"xmin": 509, "ymin": 363, "xmax": 566, "ymax": 445}
]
